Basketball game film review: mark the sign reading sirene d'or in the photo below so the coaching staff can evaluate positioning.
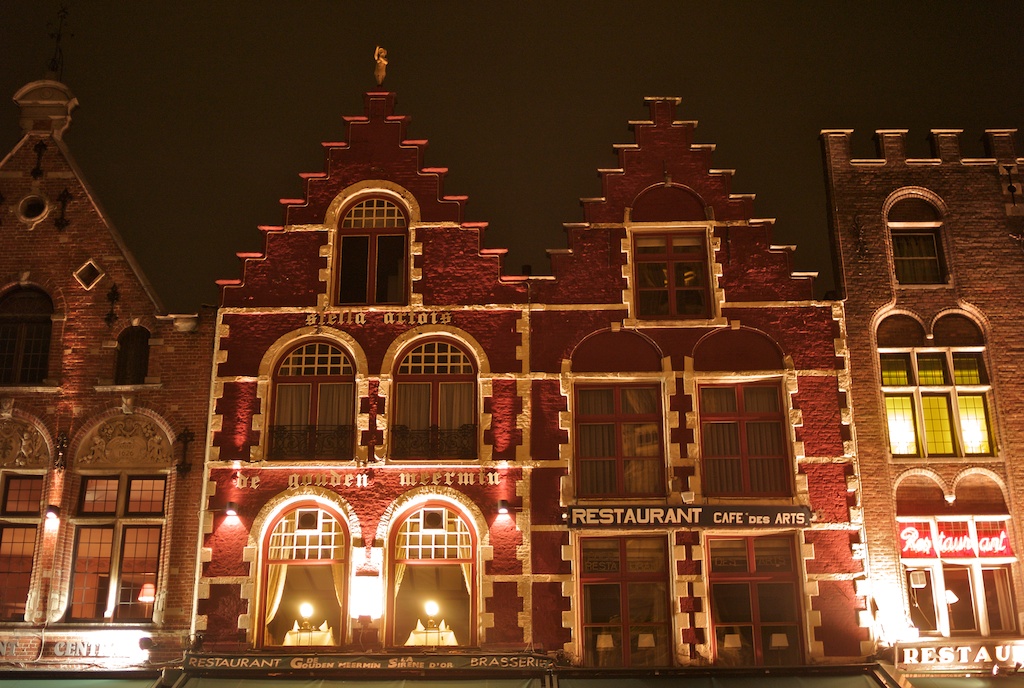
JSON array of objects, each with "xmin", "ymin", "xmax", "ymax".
[{"xmin": 566, "ymin": 504, "xmax": 812, "ymax": 529}]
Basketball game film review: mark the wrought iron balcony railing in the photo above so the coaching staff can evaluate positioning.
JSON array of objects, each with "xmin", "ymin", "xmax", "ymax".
[
  {"xmin": 268, "ymin": 425, "xmax": 355, "ymax": 460},
  {"xmin": 391, "ymin": 424, "xmax": 477, "ymax": 460}
]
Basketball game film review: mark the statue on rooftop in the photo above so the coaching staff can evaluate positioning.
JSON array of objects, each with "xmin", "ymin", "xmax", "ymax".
[{"xmin": 374, "ymin": 46, "xmax": 388, "ymax": 86}]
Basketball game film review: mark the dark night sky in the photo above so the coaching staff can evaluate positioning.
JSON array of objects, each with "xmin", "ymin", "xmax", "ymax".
[{"xmin": 2, "ymin": 2, "xmax": 1021, "ymax": 313}]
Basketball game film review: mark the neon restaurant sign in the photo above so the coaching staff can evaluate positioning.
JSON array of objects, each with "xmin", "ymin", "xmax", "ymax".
[{"xmin": 898, "ymin": 520, "xmax": 1013, "ymax": 558}]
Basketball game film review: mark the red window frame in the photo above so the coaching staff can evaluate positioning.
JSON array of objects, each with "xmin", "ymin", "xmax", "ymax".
[
  {"xmin": 580, "ymin": 536, "xmax": 672, "ymax": 667},
  {"xmin": 575, "ymin": 384, "xmax": 664, "ymax": 498},
  {"xmin": 336, "ymin": 197, "xmax": 408, "ymax": 305},
  {"xmin": 699, "ymin": 382, "xmax": 790, "ymax": 497},
  {"xmin": 707, "ymin": 535, "xmax": 803, "ymax": 666},
  {"xmin": 633, "ymin": 232, "xmax": 711, "ymax": 319},
  {"xmin": 0, "ymin": 474, "xmax": 42, "ymax": 621}
]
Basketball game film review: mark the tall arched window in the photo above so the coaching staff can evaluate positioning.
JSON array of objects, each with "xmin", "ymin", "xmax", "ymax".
[
  {"xmin": 261, "ymin": 504, "xmax": 348, "ymax": 647},
  {"xmin": 270, "ymin": 342, "xmax": 355, "ymax": 460},
  {"xmin": 887, "ymin": 197, "xmax": 946, "ymax": 285},
  {"xmin": 337, "ymin": 198, "xmax": 407, "ymax": 305},
  {"xmin": 390, "ymin": 504, "xmax": 476, "ymax": 647},
  {"xmin": 391, "ymin": 340, "xmax": 476, "ymax": 460},
  {"xmin": 0, "ymin": 287, "xmax": 53, "ymax": 386},
  {"xmin": 115, "ymin": 326, "xmax": 150, "ymax": 385}
]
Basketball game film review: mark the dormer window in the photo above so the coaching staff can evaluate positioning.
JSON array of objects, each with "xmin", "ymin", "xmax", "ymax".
[{"xmin": 337, "ymin": 198, "xmax": 407, "ymax": 305}]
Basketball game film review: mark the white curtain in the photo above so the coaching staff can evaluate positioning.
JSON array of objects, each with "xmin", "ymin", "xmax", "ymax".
[
  {"xmin": 439, "ymin": 382, "xmax": 473, "ymax": 429},
  {"xmin": 396, "ymin": 383, "xmax": 430, "ymax": 430},
  {"xmin": 318, "ymin": 383, "xmax": 353, "ymax": 426},
  {"xmin": 275, "ymin": 384, "xmax": 310, "ymax": 425},
  {"xmin": 265, "ymin": 563, "xmax": 288, "ymax": 626}
]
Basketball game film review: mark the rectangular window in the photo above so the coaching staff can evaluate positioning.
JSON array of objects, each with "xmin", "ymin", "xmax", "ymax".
[
  {"xmin": 634, "ymin": 233, "xmax": 710, "ymax": 318},
  {"xmin": 700, "ymin": 383, "xmax": 789, "ymax": 496},
  {"xmin": 3, "ymin": 475, "xmax": 42, "ymax": 515},
  {"xmin": 892, "ymin": 231, "xmax": 943, "ymax": 284},
  {"xmin": 900, "ymin": 517, "xmax": 1015, "ymax": 637},
  {"xmin": 337, "ymin": 234, "xmax": 407, "ymax": 305},
  {"xmin": 576, "ymin": 385, "xmax": 663, "ymax": 497},
  {"xmin": 708, "ymin": 536, "xmax": 802, "ymax": 666},
  {"xmin": 0, "ymin": 474, "xmax": 42, "ymax": 620},
  {"xmin": 68, "ymin": 476, "xmax": 165, "ymax": 622},
  {"xmin": 881, "ymin": 351, "xmax": 992, "ymax": 457},
  {"xmin": 580, "ymin": 537, "xmax": 671, "ymax": 667}
]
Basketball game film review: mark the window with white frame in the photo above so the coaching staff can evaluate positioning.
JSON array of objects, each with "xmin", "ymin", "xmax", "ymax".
[
  {"xmin": 881, "ymin": 350, "xmax": 992, "ymax": 458},
  {"xmin": 392, "ymin": 341, "xmax": 476, "ymax": 460},
  {"xmin": 0, "ymin": 474, "xmax": 43, "ymax": 620},
  {"xmin": 67, "ymin": 475, "xmax": 165, "ymax": 621},
  {"xmin": 898, "ymin": 517, "xmax": 1015, "ymax": 636},
  {"xmin": 888, "ymin": 197, "xmax": 946, "ymax": 285},
  {"xmin": 337, "ymin": 198, "xmax": 407, "ymax": 305},
  {"xmin": 260, "ymin": 504, "xmax": 348, "ymax": 647},
  {"xmin": 270, "ymin": 341, "xmax": 355, "ymax": 460},
  {"xmin": 390, "ymin": 505, "xmax": 475, "ymax": 647}
]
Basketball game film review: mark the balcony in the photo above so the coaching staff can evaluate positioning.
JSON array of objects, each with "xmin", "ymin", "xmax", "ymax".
[
  {"xmin": 391, "ymin": 424, "xmax": 477, "ymax": 460},
  {"xmin": 268, "ymin": 425, "xmax": 355, "ymax": 460}
]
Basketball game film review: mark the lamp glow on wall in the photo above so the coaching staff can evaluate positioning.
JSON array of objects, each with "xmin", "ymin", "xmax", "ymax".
[
  {"xmin": 960, "ymin": 414, "xmax": 989, "ymax": 454},
  {"xmin": 350, "ymin": 573, "xmax": 383, "ymax": 620},
  {"xmin": 886, "ymin": 412, "xmax": 918, "ymax": 455}
]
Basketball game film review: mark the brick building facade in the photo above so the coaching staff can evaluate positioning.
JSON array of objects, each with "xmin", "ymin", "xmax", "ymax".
[
  {"xmin": 823, "ymin": 128, "xmax": 1024, "ymax": 681},
  {"xmin": 188, "ymin": 91, "xmax": 877, "ymax": 685},
  {"xmin": 0, "ymin": 79, "xmax": 213, "ymax": 681}
]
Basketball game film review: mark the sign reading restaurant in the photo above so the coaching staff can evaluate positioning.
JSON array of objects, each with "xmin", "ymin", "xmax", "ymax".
[
  {"xmin": 897, "ymin": 639, "xmax": 1024, "ymax": 672},
  {"xmin": 566, "ymin": 504, "xmax": 812, "ymax": 528},
  {"xmin": 186, "ymin": 652, "xmax": 554, "ymax": 673}
]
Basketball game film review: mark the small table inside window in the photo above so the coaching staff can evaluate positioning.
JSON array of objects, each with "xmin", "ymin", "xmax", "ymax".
[
  {"xmin": 405, "ymin": 619, "xmax": 457, "ymax": 646},
  {"xmin": 283, "ymin": 621, "xmax": 336, "ymax": 647}
]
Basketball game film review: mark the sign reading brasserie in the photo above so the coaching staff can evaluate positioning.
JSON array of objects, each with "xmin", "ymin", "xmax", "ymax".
[
  {"xmin": 186, "ymin": 652, "xmax": 553, "ymax": 673},
  {"xmin": 566, "ymin": 504, "xmax": 812, "ymax": 528},
  {"xmin": 897, "ymin": 640, "xmax": 1024, "ymax": 671}
]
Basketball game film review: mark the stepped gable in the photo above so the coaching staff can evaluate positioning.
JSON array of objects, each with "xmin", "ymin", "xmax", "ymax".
[
  {"xmin": 283, "ymin": 91, "xmax": 465, "ymax": 226},
  {"xmin": 582, "ymin": 97, "xmax": 754, "ymax": 224}
]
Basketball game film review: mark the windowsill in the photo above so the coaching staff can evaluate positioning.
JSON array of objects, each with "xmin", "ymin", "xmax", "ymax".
[
  {"xmin": 894, "ymin": 281, "xmax": 953, "ymax": 289},
  {"xmin": 94, "ymin": 383, "xmax": 164, "ymax": 392},
  {"xmin": 0, "ymin": 384, "xmax": 60, "ymax": 393}
]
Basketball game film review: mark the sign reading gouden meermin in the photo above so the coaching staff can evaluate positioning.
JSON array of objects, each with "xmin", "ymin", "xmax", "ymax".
[{"xmin": 566, "ymin": 504, "xmax": 812, "ymax": 528}]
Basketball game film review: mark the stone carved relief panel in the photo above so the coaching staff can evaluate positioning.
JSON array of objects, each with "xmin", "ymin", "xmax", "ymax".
[
  {"xmin": 77, "ymin": 416, "xmax": 172, "ymax": 468},
  {"xmin": 0, "ymin": 418, "xmax": 49, "ymax": 468}
]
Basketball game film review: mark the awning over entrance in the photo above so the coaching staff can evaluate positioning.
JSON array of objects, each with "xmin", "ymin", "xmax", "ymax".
[
  {"xmin": 183, "ymin": 679, "xmax": 542, "ymax": 688},
  {"xmin": 558, "ymin": 671, "xmax": 890, "ymax": 687},
  {"xmin": 0, "ymin": 679, "xmax": 158, "ymax": 688},
  {"xmin": 906, "ymin": 677, "xmax": 1024, "ymax": 688}
]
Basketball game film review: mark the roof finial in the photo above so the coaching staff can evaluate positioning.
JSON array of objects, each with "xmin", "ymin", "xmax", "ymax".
[
  {"xmin": 47, "ymin": 4, "xmax": 70, "ymax": 81},
  {"xmin": 374, "ymin": 46, "xmax": 388, "ymax": 87}
]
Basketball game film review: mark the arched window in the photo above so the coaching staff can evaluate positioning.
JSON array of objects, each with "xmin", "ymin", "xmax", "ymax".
[
  {"xmin": 390, "ymin": 504, "xmax": 475, "ymax": 647},
  {"xmin": 0, "ymin": 287, "xmax": 53, "ymax": 386},
  {"xmin": 115, "ymin": 326, "xmax": 150, "ymax": 385},
  {"xmin": 392, "ymin": 341, "xmax": 476, "ymax": 460},
  {"xmin": 337, "ymin": 198, "xmax": 407, "ymax": 305},
  {"xmin": 261, "ymin": 504, "xmax": 348, "ymax": 647},
  {"xmin": 887, "ymin": 197, "xmax": 946, "ymax": 285},
  {"xmin": 270, "ymin": 342, "xmax": 355, "ymax": 460},
  {"xmin": 878, "ymin": 314, "xmax": 992, "ymax": 457}
]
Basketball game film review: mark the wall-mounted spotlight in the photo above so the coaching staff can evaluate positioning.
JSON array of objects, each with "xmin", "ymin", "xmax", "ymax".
[
  {"xmin": 44, "ymin": 505, "xmax": 60, "ymax": 520},
  {"xmin": 225, "ymin": 501, "xmax": 239, "ymax": 517},
  {"xmin": 497, "ymin": 500, "xmax": 510, "ymax": 515}
]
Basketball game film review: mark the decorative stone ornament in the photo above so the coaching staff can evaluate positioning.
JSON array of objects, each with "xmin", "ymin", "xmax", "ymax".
[
  {"xmin": 0, "ymin": 418, "xmax": 49, "ymax": 468},
  {"xmin": 77, "ymin": 415, "xmax": 172, "ymax": 468}
]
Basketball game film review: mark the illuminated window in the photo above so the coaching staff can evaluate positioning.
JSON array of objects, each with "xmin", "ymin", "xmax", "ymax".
[
  {"xmin": 0, "ymin": 474, "xmax": 43, "ymax": 620},
  {"xmin": 708, "ymin": 536, "xmax": 802, "ymax": 666},
  {"xmin": 881, "ymin": 351, "xmax": 992, "ymax": 457},
  {"xmin": 390, "ymin": 505, "xmax": 475, "ymax": 647},
  {"xmin": 337, "ymin": 198, "xmax": 407, "ymax": 305},
  {"xmin": 634, "ymin": 233, "xmax": 711, "ymax": 318},
  {"xmin": 699, "ymin": 383, "xmax": 790, "ymax": 497},
  {"xmin": 392, "ymin": 341, "xmax": 476, "ymax": 460},
  {"xmin": 899, "ymin": 517, "xmax": 1015, "ymax": 637},
  {"xmin": 575, "ymin": 385, "xmax": 663, "ymax": 497},
  {"xmin": 580, "ymin": 537, "xmax": 671, "ymax": 667},
  {"xmin": 0, "ymin": 287, "xmax": 52, "ymax": 386},
  {"xmin": 260, "ymin": 504, "xmax": 348, "ymax": 647},
  {"xmin": 270, "ymin": 342, "xmax": 355, "ymax": 460},
  {"xmin": 67, "ymin": 476, "xmax": 165, "ymax": 621},
  {"xmin": 888, "ymin": 198, "xmax": 945, "ymax": 285},
  {"xmin": 114, "ymin": 326, "xmax": 150, "ymax": 385}
]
